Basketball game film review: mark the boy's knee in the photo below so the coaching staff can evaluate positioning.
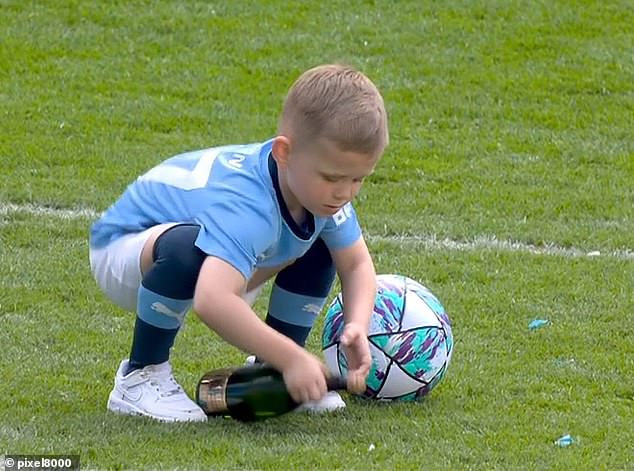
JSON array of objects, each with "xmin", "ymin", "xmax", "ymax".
[
  {"xmin": 144, "ymin": 224, "xmax": 206, "ymax": 299},
  {"xmin": 275, "ymin": 238, "xmax": 335, "ymax": 296},
  {"xmin": 295, "ymin": 238, "xmax": 334, "ymax": 271}
]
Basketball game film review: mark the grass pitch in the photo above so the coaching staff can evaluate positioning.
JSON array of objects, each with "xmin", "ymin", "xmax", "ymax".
[{"xmin": 1, "ymin": 1, "xmax": 632, "ymax": 469}]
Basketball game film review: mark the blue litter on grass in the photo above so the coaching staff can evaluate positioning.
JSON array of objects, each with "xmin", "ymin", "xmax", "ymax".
[
  {"xmin": 529, "ymin": 319, "xmax": 550, "ymax": 330},
  {"xmin": 555, "ymin": 434, "xmax": 575, "ymax": 447}
]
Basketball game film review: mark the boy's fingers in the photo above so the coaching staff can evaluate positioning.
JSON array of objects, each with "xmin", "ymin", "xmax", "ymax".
[
  {"xmin": 288, "ymin": 386, "xmax": 302, "ymax": 404},
  {"xmin": 347, "ymin": 372, "xmax": 366, "ymax": 394}
]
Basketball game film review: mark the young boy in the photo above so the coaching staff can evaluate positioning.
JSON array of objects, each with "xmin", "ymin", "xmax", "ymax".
[{"xmin": 89, "ymin": 64, "xmax": 389, "ymax": 422}]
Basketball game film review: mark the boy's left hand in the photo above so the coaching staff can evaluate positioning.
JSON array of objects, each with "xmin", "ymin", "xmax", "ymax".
[{"xmin": 340, "ymin": 322, "xmax": 371, "ymax": 394}]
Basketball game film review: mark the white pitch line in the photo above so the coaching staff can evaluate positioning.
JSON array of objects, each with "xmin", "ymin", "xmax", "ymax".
[
  {"xmin": 0, "ymin": 202, "xmax": 99, "ymax": 220},
  {"xmin": 366, "ymin": 234, "xmax": 634, "ymax": 260},
  {"xmin": 1, "ymin": 202, "xmax": 632, "ymax": 260}
]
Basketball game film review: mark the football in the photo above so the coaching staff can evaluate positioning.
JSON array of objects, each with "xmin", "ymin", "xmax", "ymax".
[{"xmin": 322, "ymin": 274, "xmax": 454, "ymax": 400}]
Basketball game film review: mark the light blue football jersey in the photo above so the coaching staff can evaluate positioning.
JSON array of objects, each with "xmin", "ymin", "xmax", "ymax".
[{"xmin": 90, "ymin": 139, "xmax": 362, "ymax": 280}]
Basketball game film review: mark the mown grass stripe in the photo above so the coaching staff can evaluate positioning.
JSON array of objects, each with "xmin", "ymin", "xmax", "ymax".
[{"xmin": 2, "ymin": 202, "xmax": 631, "ymax": 260}]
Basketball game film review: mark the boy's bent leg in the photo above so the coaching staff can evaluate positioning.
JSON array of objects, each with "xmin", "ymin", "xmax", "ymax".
[
  {"xmin": 108, "ymin": 223, "xmax": 207, "ymax": 422},
  {"xmin": 266, "ymin": 238, "xmax": 335, "ymax": 347},
  {"xmin": 266, "ymin": 238, "xmax": 345, "ymax": 413},
  {"xmin": 129, "ymin": 223, "xmax": 206, "ymax": 370}
]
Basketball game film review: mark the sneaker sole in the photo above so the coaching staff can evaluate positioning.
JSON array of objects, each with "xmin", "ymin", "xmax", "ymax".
[
  {"xmin": 294, "ymin": 401, "xmax": 346, "ymax": 414},
  {"xmin": 107, "ymin": 393, "xmax": 207, "ymax": 423}
]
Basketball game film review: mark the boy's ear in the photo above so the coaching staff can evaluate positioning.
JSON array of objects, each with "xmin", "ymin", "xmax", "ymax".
[{"xmin": 271, "ymin": 135, "xmax": 291, "ymax": 168}]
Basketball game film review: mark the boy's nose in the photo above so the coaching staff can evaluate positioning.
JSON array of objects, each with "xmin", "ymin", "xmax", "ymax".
[{"xmin": 334, "ymin": 184, "xmax": 353, "ymax": 202}]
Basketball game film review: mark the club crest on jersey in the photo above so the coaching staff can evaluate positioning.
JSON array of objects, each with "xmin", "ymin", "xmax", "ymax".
[{"xmin": 333, "ymin": 203, "xmax": 353, "ymax": 226}]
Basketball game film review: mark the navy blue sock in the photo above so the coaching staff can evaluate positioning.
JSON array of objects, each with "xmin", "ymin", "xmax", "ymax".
[
  {"xmin": 127, "ymin": 224, "xmax": 206, "ymax": 374},
  {"xmin": 265, "ymin": 316, "xmax": 312, "ymax": 348},
  {"xmin": 127, "ymin": 318, "xmax": 179, "ymax": 372}
]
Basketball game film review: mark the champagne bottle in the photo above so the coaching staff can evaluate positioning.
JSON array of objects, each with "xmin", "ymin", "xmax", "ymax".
[{"xmin": 196, "ymin": 363, "xmax": 347, "ymax": 422}]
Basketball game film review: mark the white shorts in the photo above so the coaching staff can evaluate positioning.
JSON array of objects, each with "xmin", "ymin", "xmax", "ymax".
[
  {"xmin": 89, "ymin": 223, "xmax": 264, "ymax": 313},
  {"xmin": 89, "ymin": 223, "xmax": 178, "ymax": 312}
]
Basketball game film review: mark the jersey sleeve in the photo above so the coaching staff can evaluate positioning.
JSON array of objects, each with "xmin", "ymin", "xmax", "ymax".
[
  {"xmin": 193, "ymin": 196, "xmax": 276, "ymax": 280},
  {"xmin": 319, "ymin": 202, "xmax": 362, "ymax": 251}
]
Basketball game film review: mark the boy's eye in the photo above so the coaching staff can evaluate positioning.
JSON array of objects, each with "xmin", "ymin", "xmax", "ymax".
[
  {"xmin": 322, "ymin": 175, "xmax": 365, "ymax": 183},
  {"xmin": 323, "ymin": 175, "xmax": 342, "ymax": 182}
]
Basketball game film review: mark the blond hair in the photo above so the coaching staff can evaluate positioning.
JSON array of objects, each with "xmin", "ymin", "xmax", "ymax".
[{"xmin": 278, "ymin": 64, "xmax": 389, "ymax": 157}]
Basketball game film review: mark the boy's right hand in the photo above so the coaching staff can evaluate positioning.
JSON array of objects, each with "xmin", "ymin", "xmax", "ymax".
[{"xmin": 281, "ymin": 350, "xmax": 328, "ymax": 404}]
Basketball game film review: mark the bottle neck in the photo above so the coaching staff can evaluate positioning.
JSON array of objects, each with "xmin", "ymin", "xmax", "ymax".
[
  {"xmin": 196, "ymin": 368, "xmax": 234, "ymax": 414},
  {"xmin": 326, "ymin": 375, "xmax": 348, "ymax": 391}
]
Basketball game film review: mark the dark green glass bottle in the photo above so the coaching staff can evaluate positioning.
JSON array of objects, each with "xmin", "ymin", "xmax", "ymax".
[{"xmin": 196, "ymin": 363, "xmax": 347, "ymax": 422}]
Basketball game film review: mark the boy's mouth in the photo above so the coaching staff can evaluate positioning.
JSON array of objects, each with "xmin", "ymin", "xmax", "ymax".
[{"xmin": 323, "ymin": 204, "xmax": 343, "ymax": 214}]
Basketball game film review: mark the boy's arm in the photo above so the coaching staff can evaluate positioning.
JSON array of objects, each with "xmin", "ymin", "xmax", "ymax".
[
  {"xmin": 330, "ymin": 237, "xmax": 376, "ymax": 392},
  {"xmin": 192, "ymin": 256, "xmax": 328, "ymax": 403},
  {"xmin": 331, "ymin": 236, "xmax": 376, "ymax": 329}
]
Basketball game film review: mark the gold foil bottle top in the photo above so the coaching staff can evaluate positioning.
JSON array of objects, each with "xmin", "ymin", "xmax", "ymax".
[{"xmin": 196, "ymin": 368, "xmax": 235, "ymax": 415}]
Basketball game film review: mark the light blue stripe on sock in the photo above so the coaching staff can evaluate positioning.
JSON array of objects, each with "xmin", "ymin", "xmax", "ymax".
[
  {"xmin": 137, "ymin": 285, "xmax": 192, "ymax": 330},
  {"xmin": 267, "ymin": 285, "xmax": 326, "ymax": 328}
]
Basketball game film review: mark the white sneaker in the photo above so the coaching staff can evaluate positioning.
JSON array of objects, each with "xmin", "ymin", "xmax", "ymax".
[
  {"xmin": 295, "ymin": 391, "xmax": 346, "ymax": 413},
  {"xmin": 107, "ymin": 360, "xmax": 207, "ymax": 423},
  {"xmin": 244, "ymin": 355, "xmax": 346, "ymax": 413}
]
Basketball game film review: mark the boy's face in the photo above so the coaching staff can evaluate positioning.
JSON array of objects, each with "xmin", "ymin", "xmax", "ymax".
[{"xmin": 280, "ymin": 137, "xmax": 380, "ymax": 217}]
